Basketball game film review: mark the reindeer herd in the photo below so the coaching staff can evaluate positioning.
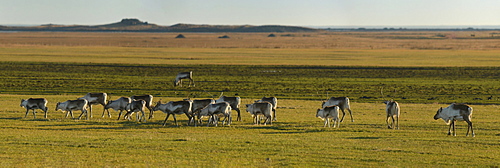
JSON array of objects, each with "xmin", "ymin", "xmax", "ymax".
[{"xmin": 19, "ymin": 71, "xmax": 475, "ymax": 137}]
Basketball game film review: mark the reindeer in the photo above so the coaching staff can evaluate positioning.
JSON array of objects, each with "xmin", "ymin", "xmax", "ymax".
[
  {"xmin": 434, "ymin": 103, "xmax": 474, "ymax": 137},
  {"xmin": 384, "ymin": 100, "xmax": 400, "ymax": 129},
  {"xmin": 215, "ymin": 92, "xmax": 241, "ymax": 121},
  {"xmin": 322, "ymin": 97, "xmax": 353, "ymax": 122},
  {"xmin": 316, "ymin": 105, "xmax": 340, "ymax": 128},
  {"xmin": 174, "ymin": 71, "xmax": 195, "ymax": 87}
]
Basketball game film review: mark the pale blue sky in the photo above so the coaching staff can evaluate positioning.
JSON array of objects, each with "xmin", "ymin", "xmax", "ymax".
[{"xmin": 1, "ymin": 0, "xmax": 499, "ymax": 26}]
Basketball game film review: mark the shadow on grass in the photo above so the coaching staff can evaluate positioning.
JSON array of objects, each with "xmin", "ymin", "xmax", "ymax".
[
  {"xmin": 33, "ymin": 119, "xmax": 168, "ymax": 130},
  {"xmin": 347, "ymin": 137, "xmax": 381, "ymax": 139},
  {"xmin": 0, "ymin": 117, "xmax": 24, "ymax": 120}
]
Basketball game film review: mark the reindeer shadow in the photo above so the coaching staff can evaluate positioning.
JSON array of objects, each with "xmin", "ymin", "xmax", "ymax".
[{"xmin": 0, "ymin": 117, "xmax": 24, "ymax": 120}]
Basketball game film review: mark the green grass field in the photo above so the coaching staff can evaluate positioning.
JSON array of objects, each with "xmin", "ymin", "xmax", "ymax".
[
  {"xmin": 1, "ymin": 32, "xmax": 500, "ymax": 167},
  {"xmin": 1, "ymin": 94, "xmax": 499, "ymax": 167}
]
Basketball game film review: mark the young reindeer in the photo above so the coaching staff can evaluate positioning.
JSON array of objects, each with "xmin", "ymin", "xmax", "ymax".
[
  {"xmin": 322, "ymin": 97, "xmax": 353, "ymax": 122},
  {"xmin": 316, "ymin": 105, "xmax": 340, "ymax": 128},
  {"xmin": 434, "ymin": 103, "xmax": 475, "ymax": 137},
  {"xmin": 384, "ymin": 100, "xmax": 400, "ymax": 129}
]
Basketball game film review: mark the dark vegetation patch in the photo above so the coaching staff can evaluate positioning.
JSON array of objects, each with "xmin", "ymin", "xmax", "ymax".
[{"xmin": 1, "ymin": 61, "xmax": 499, "ymax": 104}]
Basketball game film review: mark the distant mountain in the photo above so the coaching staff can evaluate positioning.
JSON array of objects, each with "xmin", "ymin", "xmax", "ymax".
[{"xmin": 0, "ymin": 18, "xmax": 320, "ymax": 32}]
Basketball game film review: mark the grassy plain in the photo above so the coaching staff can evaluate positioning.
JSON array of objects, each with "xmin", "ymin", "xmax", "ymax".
[
  {"xmin": 3, "ymin": 46, "xmax": 500, "ymax": 66},
  {"xmin": 1, "ymin": 94, "xmax": 500, "ymax": 167},
  {"xmin": 1, "ymin": 31, "xmax": 500, "ymax": 167}
]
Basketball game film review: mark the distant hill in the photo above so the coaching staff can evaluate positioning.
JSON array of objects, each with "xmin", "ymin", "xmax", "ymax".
[{"xmin": 0, "ymin": 18, "xmax": 320, "ymax": 32}]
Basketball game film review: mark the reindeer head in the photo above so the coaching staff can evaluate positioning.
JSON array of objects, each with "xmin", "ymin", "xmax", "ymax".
[
  {"xmin": 20, "ymin": 99, "xmax": 27, "ymax": 107},
  {"xmin": 173, "ymin": 79, "xmax": 180, "ymax": 86},
  {"xmin": 316, "ymin": 108, "xmax": 325, "ymax": 120},
  {"xmin": 434, "ymin": 107, "xmax": 443, "ymax": 120},
  {"xmin": 152, "ymin": 100, "xmax": 162, "ymax": 111}
]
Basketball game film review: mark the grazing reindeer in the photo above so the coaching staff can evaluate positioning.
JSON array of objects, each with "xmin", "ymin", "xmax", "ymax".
[
  {"xmin": 316, "ymin": 105, "xmax": 340, "ymax": 128},
  {"xmin": 124, "ymin": 99, "xmax": 147, "ymax": 122},
  {"xmin": 216, "ymin": 93, "xmax": 241, "ymax": 121},
  {"xmin": 255, "ymin": 97, "xmax": 278, "ymax": 121},
  {"xmin": 199, "ymin": 102, "xmax": 232, "ymax": 126},
  {"xmin": 322, "ymin": 97, "xmax": 353, "ymax": 122},
  {"xmin": 246, "ymin": 102, "xmax": 273, "ymax": 125},
  {"xmin": 434, "ymin": 103, "xmax": 475, "ymax": 137},
  {"xmin": 174, "ymin": 71, "xmax": 195, "ymax": 87},
  {"xmin": 186, "ymin": 98, "xmax": 215, "ymax": 126},
  {"xmin": 384, "ymin": 100, "xmax": 400, "ymax": 129},
  {"xmin": 130, "ymin": 95, "xmax": 154, "ymax": 119}
]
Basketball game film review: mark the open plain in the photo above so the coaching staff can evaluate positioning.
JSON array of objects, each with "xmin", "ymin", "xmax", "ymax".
[{"xmin": 0, "ymin": 31, "xmax": 500, "ymax": 167}]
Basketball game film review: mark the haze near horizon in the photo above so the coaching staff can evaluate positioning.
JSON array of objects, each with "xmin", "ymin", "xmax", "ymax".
[{"xmin": 1, "ymin": 0, "xmax": 499, "ymax": 27}]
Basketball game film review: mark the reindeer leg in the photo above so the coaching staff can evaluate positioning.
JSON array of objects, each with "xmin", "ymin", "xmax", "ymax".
[
  {"xmin": 117, "ymin": 110, "xmax": 123, "ymax": 120},
  {"xmin": 78, "ymin": 110, "xmax": 85, "ymax": 120},
  {"xmin": 25, "ymin": 109, "xmax": 29, "ymax": 118},
  {"xmin": 391, "ymin": 116, "xmax": 396, "ymax": 129},
  {"xmin": 236, "ymin": 108, "xmax": 241, "ymax": 121},
  {"xmin": 86, "ymin": 109, "xmax": 89, "ymax": 120},
  {"xmin": 173, "ymin": 114, "xmax": 178, "ymax": 126},
  {"xmin": 348, "ymin": 108, "xmax": 354, "ymax": 122},
  {"xmin": 189, "ymin": 78, "xmax": 195, "ymax": 87},
  {"xmin": 207, "ymin": 116, "xmax": 211, "ymax": 127},
  {"xmin": 396, "ymin": 116, "xmax": 399, "ymax": 130},
  {"xmin": 448, "ymin": 120, "xmax": 453, "ymax": 135},
  {"xmin": 273, "ymin": 109, "xmax": 277, "ymax": 121},
  {"xmin": 339, "ymin": 109, "xmax": 346, "ymax": 122},
  {"xmin": 88, "ymin": 105, "xmax": 93, "ymax": 118},
  {"xmin": 44, "ymin": 108, "xmax": 48, "ymax": 119},
  {"xmin": 135, "ymin": 111, "xmax": 139, "ymax": 122},
  {"xmin": 141, "ymin": 110, "xmax": 146, "ymax": 122},
  {"xmin": 453, "ymin": 120, "xmax": 457, "ymax": 136},
  {"xmin": 465, "ymin": 118, "xmax": 474, "ymax": 137},
  {"xmin": 101, "ymin": 109, "xmax": 106, "ymax": 118},
  {"xmin": 334, "ymin": 118, "xmax": 339, "ymax": 128},
  {"xmin": 148, "ymin": 107, "xmax": 154, "ymax": 119},
  {"xmin": 32, "ymin": 109, "xmax": 36, "ymax": 119},
  {"xmin": 386, "ymin": 116, "xmax": 391, "ymax": 129},
  {"xmin": 162, "ymin": 113, "xmax": 170, "ymax": 126},
  {"xmin": 470, "ymin": 122, "xmax": 475, "ymax": 137},
  {"xmin": 185, "ymin": 113, "xmax": 193, "ymax": 126}
]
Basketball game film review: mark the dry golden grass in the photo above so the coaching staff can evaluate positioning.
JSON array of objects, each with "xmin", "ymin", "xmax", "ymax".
[
  {"xmin": 2, "ymin": 46, "xmax": 500, "ymax": 66},
  {"xmin": 1, "ymin": 31, "xmax": 500, "ymax": 50},
  {"xmin": 2, "ymin": 31, "xmax": 500, "ymax": 67}
]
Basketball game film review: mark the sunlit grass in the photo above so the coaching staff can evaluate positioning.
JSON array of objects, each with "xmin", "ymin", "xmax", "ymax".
[
  {"xmin": 2, "ymin": 46, "xmax": 500, "ymax": 66},
  {"xmin": 1, "ymin": 94, "xmax": 499, "ymax": 167},
  {"xmin": 1, "ymin": 31, "xmax": 500, "ymax": 167}
]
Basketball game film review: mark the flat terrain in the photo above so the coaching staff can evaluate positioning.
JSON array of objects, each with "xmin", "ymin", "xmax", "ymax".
[
  {"xmin": 1, "ymin": 31, "xmax": 500, "ymax": 167},
  {"xmin": 1, "ymin": 94, "xmax": 499, "ymax": 167}
]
